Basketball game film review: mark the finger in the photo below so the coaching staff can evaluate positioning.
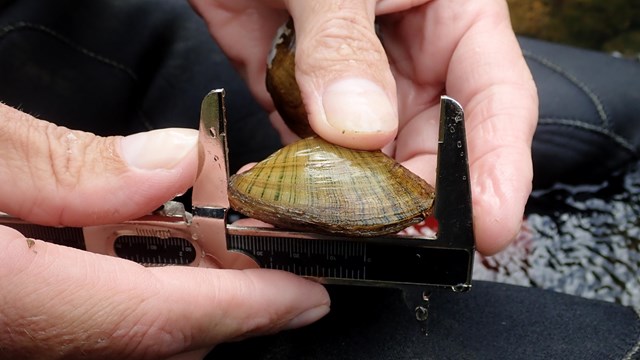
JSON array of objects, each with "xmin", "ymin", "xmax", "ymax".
[
  {"xmin": 444, "ymin": 1, "xmax": 538, "ymax": 254},
  {"xmin": 165, "ymin": 349, "xmax": 212, "ymax": 360},
  {"xmin": 151, "ymin": 266, "xmax": 330, "ymax": 344},
  {"xmin": 0, "ymin": 229, "xmax": 329, "ymax": 358},
  {"xmin": 269, "ymin": 111, "xmax": 301, "ymax": 145},
  {"xmin": 189, "ymin": 0, "xmax": 289, "ymax": 110},
  {"xmin": 236, "ymin": 162, "xmax": 258, "ymax": 174},
  {"xmin": 379, "ymin": 1, "xmax": 537, "ymax": 254},
  {"xmin": 284, "ymin": 0, "xmax": 398, "ymax": 150},
  {"xmin": 375, "ymin": 0, "xmax": 431, "ymax": 15},
  {"xmin": 232, "ymin": 218, "xmax": 273, "ymax": 228},
  {"xmin": 0, "ymin": 103, "xmax": 198, "ymax": 226}
]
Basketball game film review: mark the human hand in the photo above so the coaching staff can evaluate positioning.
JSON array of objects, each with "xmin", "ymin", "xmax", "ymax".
[
  {"xmin": 0, "ymin": 103, "xmax": 330, "ymax": 358},
  {"xmin": 191, "ymin": 0, "xmax": 538, "ymax": 255}
]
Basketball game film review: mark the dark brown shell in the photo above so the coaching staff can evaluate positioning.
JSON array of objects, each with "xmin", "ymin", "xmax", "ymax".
[
  {"xmin": 266, "ymin": 18, "xmax": 315, "ymax": 138},
  {"xmin": 228, "ymin": 136, "xmax": 435, "ymax": 237}
]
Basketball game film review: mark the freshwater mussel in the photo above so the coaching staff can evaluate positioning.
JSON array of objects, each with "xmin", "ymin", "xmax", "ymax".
[{"xmin": 228, "ymin": 20, "xmax": 436, "ymax": 237}]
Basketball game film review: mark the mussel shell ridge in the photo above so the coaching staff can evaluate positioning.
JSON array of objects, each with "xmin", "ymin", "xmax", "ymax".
[{"xmin": 228, "ymin": 137, "xmax": 435, "ymax": 237}]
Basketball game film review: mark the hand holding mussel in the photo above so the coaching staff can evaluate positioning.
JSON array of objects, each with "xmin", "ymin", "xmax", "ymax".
[{"xmin": 228, "ymin": 20, "xmax": 436, "ymax": 237}]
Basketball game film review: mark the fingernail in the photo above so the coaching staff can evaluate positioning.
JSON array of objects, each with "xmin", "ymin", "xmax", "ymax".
[
  {"xmin": 120, "ymin": 128, "xmax": 198, "ymax": 170},
  {"xmin": 322, "ymin": 78, "xmax": 397, "ymax": 134},
  {"xmin": 283, "ymin": 305, "xmax": 330, "ymax": 330}
]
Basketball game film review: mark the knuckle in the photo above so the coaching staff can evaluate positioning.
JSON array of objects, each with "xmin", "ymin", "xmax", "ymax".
[
  {"xmin": 44, "ymin": 124, "xmax": 91, "ymax": 189},
  {"xmin": 41, "ymin": 123, "xmax": 120, "ymax": 191},
  {"xmin": 297, "ymin": 15, "xmax": 384, "ymax": 74}
]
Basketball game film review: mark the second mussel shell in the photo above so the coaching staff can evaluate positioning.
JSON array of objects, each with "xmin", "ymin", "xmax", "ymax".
[{"xmin": 228, "ymin": 136, "xmax": 435, "ymax": 237}]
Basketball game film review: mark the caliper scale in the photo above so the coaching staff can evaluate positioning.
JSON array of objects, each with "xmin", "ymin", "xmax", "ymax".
[{"xmin": 1, "ymin": 89, "xmax": 475, "ymax": 323}]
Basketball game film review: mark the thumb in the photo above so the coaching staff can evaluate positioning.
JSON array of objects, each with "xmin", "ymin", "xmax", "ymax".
[
  {"xmin": 0, "ymin": 103, "xmax": 198, "ymax": 226},
  {"xmin": 285, "ymin": 0, "xmax": 398, "ymax": 150}
]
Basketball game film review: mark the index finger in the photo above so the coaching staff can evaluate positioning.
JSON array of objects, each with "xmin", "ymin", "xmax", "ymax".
[
  {"xmin": 447, "ymin": 2, "xmax": 538, "ymax": 254},
  {"xmin": 380, "ymin": 0, "xmax": 538, "ymax": 254}
]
